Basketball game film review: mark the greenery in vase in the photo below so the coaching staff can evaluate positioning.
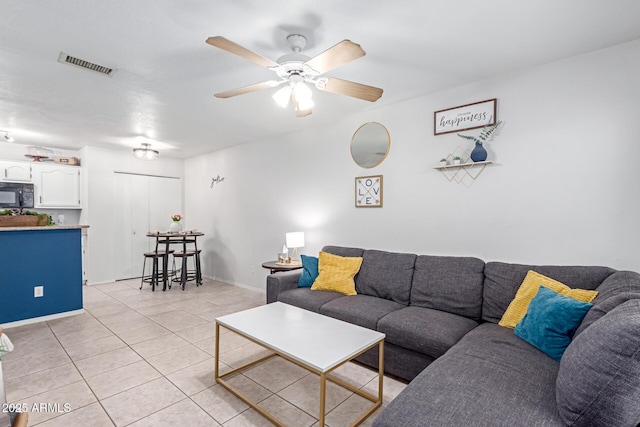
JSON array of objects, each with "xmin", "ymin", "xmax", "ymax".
[
  {"xmin": 171, "ymin": 214, "xmax": 182, "ymax": 222},
  {"xmin": 457, "ymin": 120, "xmax": 503, "ymax": 145}
]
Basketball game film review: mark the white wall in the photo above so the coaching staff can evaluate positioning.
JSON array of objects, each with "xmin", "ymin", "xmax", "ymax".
[
  {"xmin": 186, "ymin": 39, "xmax": 640, "ymax": 292},
  {"xmin": 80, "ymin": 146, "xmax": 184, "ymax": 284}
]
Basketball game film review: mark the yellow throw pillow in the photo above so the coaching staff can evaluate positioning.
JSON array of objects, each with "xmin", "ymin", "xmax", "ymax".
[
  {"xmin": 499, "ymin": 270, "xmax": 598, "ymax": 329},
  {"xmin": 310, "ymin": 251, "xmax": 363, "ymax": 296}
]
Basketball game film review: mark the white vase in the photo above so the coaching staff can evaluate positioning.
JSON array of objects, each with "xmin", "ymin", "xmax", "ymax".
[{"xmin": 169, "ymin": 221, "xmax": 183, "ymax": 233}]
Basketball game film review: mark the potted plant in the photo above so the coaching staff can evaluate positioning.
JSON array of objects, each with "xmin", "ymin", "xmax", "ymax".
[
  {"xmin": 0, "ymin": 209, "xmax": 51, "ymax": 227},
  {"xmin": 169, "ymin": 213, "xmax": 183, "ymax": 233},
  {"xmin": 439, "ymin": 158, "xmax": 448, "ymax": 167},
  {"xmin": 457, "ymin": 120, "xmax": 503, "ymax": 162},
  {"xmin": 452, "ymin": 156, "xmax": 461, "ymax": 165}
]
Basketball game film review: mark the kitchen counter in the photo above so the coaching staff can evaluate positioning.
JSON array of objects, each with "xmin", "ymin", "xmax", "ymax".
[{"xmin": 0, "ymin": 225, "xmax": 89, "ymax": 231}]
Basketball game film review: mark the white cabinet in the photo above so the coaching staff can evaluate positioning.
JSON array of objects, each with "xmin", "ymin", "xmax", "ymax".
[
  {"xmin": 0, "ymin": 161, "xmax": 32, "ymax": 182},
  {"xmin": 34, "ymin": 164, "xmax": 81, "ymax": 208}
]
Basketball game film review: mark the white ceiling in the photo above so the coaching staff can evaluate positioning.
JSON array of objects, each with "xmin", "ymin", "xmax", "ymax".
[{"xmin": 1, "ymin": 0, "xmax": 640, "ymax": 159}]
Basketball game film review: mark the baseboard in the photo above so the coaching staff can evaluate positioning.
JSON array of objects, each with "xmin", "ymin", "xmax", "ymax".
[
  {"xmin": 0, "ymin": 309, "xmax": 85, "ymax": 329},
  {"xmin": 204, "ymin": 275, "xmax": 265, "ymax": 294}
]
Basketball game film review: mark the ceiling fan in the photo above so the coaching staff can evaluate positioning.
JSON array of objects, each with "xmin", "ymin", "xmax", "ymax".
[{"xmin": 205, "ymin": 34, "xmax": 383, "ymax": 117}]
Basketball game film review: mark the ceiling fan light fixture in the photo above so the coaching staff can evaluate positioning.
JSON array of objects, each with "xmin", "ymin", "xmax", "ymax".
[
  {"xmin": 272, "ymin": 86, "xmax": 292, "ymax": 108},
  {"xmin": 294, "ymin": 82, "xmax": 312, "ymax": 100},
  {"xmin": 295, "ymin": 94, "xmax": 314, "ymax": 111},
  {"xmin": 133, "ymin": 142, "xmax": 159, "ymax": 161},
  {"xmin": 293, "ymin": 82, "xmax": 314, "ymax": 111}
]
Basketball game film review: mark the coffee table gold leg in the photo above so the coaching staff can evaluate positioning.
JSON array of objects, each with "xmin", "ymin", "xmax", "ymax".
[
  {"xmin": 214, "ymin": 323, "xmax": 220, "ymax": 379},
  {"xmin": 378, "ymin": 340, "xmax": 384, "ymax": 402},
  {"xmin": 319, "ymin": 372, "xmax": 327, "ymax": 426}
]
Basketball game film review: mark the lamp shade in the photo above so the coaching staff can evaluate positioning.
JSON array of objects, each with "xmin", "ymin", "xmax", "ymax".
[
  {"xmin": 286, "ymin": 232, "xmax": 305, "ymax": 248},
  {"xmin": 272, "ymin": 86, "xmax": 292, "ymax": 108}
]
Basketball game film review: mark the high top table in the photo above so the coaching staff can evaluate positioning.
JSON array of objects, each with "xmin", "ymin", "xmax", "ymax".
[
  {"xmin": 215, "ymin": 302, "xmax": 385, "ymax": 426},
  {"xmin": 146, "ymin": 231, "xmax": 204, "ymax": 291}
]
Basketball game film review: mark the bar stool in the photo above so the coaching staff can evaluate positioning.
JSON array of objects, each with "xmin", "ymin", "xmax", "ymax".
[
  {"xmin": 140, "ymin": 250, "xmax": 174, "ymax": 291},
  {"xmin": 171, "ymin": 249, "xmax": 202, "ymax": 290},
  {"xmin": 156, "ymin": 249, "xmax": 177, "ymax": 281}
]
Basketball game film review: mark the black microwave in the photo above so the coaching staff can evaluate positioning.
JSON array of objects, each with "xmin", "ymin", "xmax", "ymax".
[{"xmin": 0, "ymin": 182, "xmax": 35, "ymax": 208}]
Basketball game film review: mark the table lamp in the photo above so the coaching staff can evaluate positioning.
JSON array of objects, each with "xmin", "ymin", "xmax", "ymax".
[{"xmin": 285, "ymin": 232, "xmax": 305, "ymax": 264}]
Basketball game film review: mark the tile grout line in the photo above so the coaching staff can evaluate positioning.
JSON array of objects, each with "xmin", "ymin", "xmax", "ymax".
[{"xmin": 7, "ymin": 278, "xmax": 392, "ymax": 426}]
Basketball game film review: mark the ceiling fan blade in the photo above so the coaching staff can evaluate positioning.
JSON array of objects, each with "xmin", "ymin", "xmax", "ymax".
[
  {"xmin": 206, "ymin": 36, "xmax": 279, "ymax": 69},
  {"xmin": 315, "ymin": 77, "xmax": 383, "ymax": 102},
  {"xmin": 304, "ymin": 40, "xmax": 365, "ymax": 74},
  {"xmin": 296, "ymin": 108, "xmax": 312, "ymax": 117},
  {"xmin": 214, "ymin": 81, "xmax": 281, "ymax": 98},
  {"xmin": 295, "ymin": 107, "xmax": 312, "ymax": 118}
]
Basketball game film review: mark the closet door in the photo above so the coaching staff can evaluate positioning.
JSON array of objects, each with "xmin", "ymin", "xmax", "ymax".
[
  {"xmin": 113, "ymin": 173, "xmax": 182, "ymax": 281},
  {"xmin": 113, "ymin": 174, "xmax": 151, "ymax": 280},
  {"xmin": 148, "ymin": 176, "xmax": 182, "ymax": 232}
]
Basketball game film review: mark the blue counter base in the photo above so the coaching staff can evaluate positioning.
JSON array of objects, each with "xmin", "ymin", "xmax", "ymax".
[{"xmin": 0, "ymin": 228, "xmax": 83, "ymax": 325}]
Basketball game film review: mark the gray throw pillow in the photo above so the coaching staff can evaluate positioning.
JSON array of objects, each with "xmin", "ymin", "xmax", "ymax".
[{"xmin": 556, "ymin": 299, "xmax": 640, "ymax": 426}]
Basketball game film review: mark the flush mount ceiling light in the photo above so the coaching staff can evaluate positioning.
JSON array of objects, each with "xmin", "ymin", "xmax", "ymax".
[
  {"xmin": 133, "ymin": 143, "xmax": 159, "ymax": 161},
  {"xmin": 1, "ymin": 130, "xmax": 14, "ymax": 142}
]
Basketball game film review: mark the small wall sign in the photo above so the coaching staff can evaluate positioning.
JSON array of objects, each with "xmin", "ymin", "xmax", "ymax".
[
  {"xmin": 355, "ymin": 175, "xmax": 383, "ymax": 208},
  {"xmin": 210, "ymin": 175, "xmax": 225, "ymax": 188},
  {"xmin": 434, "ymin": 98, "xmax": 497, "ymax": 135}
]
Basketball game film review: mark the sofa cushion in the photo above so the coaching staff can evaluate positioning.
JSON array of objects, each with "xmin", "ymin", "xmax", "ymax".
[
  {"xmin": 410, "ymin": 255, "xmax": 485, "ymax": 320},
  {"xmin": 321, "ymin": 245, "xmax": 365, "ymax": 258},
  {"xmin": 377, "ymin": 306, "xmax": 478, "ymax": 359},
  {"xmin": 310, "ymin": 251, "xmax": 362, "ymax": 296},
  {"xmin": 514, "ymin": 286, "xmax": 592, "ymax": 362},
  {"xmin": 277, "ymin": 288, "xmax": 343, "ymax": 313},
  {"xmin": 373, "ymin": 322, "xmax": 564, "ymax": 427},
  {"xmin": 319, "ymin": 294, "xmax": 404, "ymax": 330},
  {"xmin": 355, "ymin": 250, "xmax": 416, "ymax": 305},
  {"xmin": 482, "ymin": 262, "xmax": 615, "ymax": 323},
  {"xmin": 575, "ymin": 270, "xmax": 640, "ymax": 337},
  {"xmin": 556, "ymin": 300, "xmax": 640, "ymax": 427},
  {"xmin": 297, "ymin": 254, "xmax": 319, "ymax": 287},
  {"xmin": 500, "ymin": 270, "xmax": 598, "ymax": 328}
]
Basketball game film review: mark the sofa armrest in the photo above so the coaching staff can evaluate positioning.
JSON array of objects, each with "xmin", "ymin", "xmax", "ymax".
[{"xmin": 266, "ymin": 270, "xmax": 302, "ymax": 303}]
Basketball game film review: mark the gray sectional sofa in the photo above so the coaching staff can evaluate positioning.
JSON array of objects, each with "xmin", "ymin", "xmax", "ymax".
[{"xmin": 265, "ymin": 246, "xmax": 640, "ymax": 426}]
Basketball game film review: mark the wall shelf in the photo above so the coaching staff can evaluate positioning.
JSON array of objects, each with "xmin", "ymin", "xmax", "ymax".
[
  {"xmin": 435, "ymin": 160, "xmax": 492, "ymax": 170},
  {"xmin": 435, "ymin": 147, "xmax": 494, "ymax": 186}
]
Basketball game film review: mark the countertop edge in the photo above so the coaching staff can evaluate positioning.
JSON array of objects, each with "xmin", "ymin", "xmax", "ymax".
[{"xmin": 0, "ymin": 225, "xmax": 90, "ymax": 231}]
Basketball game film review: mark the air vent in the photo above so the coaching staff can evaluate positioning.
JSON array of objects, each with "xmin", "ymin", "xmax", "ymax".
[{"xmin": 57, "ymin": 52, "xmax": 117, "ymax": 76}]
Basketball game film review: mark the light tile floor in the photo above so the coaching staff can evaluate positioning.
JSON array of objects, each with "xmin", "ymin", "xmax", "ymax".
[{"xmin": 3, "ymin": 278, "xmax": 406, "ymax": 426}]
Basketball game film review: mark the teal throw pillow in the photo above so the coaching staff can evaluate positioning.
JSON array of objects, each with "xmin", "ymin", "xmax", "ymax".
[
  {"xmin": 298, "ymin": 255, "xmax": 319, "ymax": 287},
  {"xmin": 514, "ymin": 286, "xmax": 592, "ymax": 362}
]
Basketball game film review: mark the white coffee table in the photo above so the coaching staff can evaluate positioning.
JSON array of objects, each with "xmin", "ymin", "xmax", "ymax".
[{"xmin": 215, "ymin": 302, "xmax": 385, "ymax": 426}]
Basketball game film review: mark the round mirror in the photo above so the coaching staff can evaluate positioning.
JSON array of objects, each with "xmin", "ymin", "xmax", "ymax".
[{"xmin": 350, "ymin": 122, "xmax": 390, "ymax": 168}]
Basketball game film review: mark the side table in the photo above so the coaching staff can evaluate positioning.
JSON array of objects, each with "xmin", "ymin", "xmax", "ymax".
[{"xmin": 261, "ymin": 261, "xmax": 303, "ymax": 275}]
